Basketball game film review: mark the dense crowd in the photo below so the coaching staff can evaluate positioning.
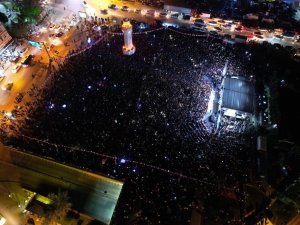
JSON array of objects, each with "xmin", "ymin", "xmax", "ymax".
[{"xmin": 7, "ymin": 28, "xmax": 256, "ymax": 224}]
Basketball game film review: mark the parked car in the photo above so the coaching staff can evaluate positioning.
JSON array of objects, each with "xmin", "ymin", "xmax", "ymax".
[
  {"xmin": 183, "ymin": 15, "xmax": 191, "ymax": 20},
  {"xmin": 108, "ymin": 4, "xmax": 117, "ymax": 9},
  {"xmin": 222, "ymin": 24, "xmax": 231, "ymax": 30},
  {"xmin": 191, "ymin": 26, "xmax": 206, "ymax": 33},
  {"xmin": 194, "ymin": 19, "xmax": 205, "ymax": 26},
  {"xmin": 121, "ymin": 6, "xmax": 129, "ymax": 11},
  {"xmin": 214, "ymin": 27, "xmax": 222, "ymax": 32},
  {"xmin": 207, "ymin": 20, "xmax": 218, "ymax": 26},
  {"xmin": 235, "ymin": 26, "xmax": 243, "ymax": 32},
  {"xmin": 254, "ymin": 31, "xmax": 262, "ymax": 36},
  {"xmin": 209, "ymin": 30, "xmax": 219, "ymax": 36},
  {"xmin": 283, "ymin": 31, "xmax": 296, "ymax": 39},
  {"xmin": 135, "ymin": 8, "xmax": 141, "ymax": 14},
  {"xmin": 274, "ymin": 34, "xmax": 283, "ymax": 40},
  {"xmin": 159, "ymin": 12, "xmax": 168, "ymax": 18},
  {"xmin": 171, "ymin": 13, "xmax": 179, "ymax": 19},
  {"xmin": 255, "ymin": 35, "xmax": 264, "ymax": 39}
]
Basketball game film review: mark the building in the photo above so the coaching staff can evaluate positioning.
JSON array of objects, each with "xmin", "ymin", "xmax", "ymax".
[
  {"xmin": 0, "ymin": 22, "xmax": 12, "ymax": 50},
  {"xmin": 122, "ymin": 18, "xmax": 136, "ymax": 55},
  {"xmin": 220, "ymin": 76, "xmax": 255, "ymax": 119},
  {"xmin": 163, "ymin": 0, "xmax": 194, "ymax": 16}
]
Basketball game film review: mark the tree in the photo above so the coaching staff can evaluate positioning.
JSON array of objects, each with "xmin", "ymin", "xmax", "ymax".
[
  {"xmin": 0, "ymin": 12, "xmax": 8, "ymax": 24},
  {"xmin": 47, "ymin": 190, "xmax": 72, "ymax": 224}
]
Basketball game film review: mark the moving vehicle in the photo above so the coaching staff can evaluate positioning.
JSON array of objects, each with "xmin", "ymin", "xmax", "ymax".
[{"xmin": 11, "ymin": 64, "xmax": 22, "ymax": 73}]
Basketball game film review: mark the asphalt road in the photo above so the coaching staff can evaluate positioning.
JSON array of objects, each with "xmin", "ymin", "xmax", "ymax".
[{"xmin": 0, "ymin": 144, "xmax": 123, "ymax": 224}]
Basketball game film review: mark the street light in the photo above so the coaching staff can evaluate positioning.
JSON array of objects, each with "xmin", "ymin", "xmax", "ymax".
[
  {"xmin": 40, "ymin": 42, "xmax": 52, "ymax": 63},
  {"xmin": 27, "ymin": 40, "xmax": 51, "ymax": 63}
]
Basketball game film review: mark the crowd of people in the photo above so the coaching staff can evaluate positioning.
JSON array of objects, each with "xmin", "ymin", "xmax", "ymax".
[{"xmin": 5, "ymin": 27, "xmax": 257, "ymax": 224}]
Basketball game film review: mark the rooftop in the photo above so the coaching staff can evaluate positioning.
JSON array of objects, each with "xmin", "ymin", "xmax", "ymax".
[
  {"xmin": 221, "ymin": 76, "xmax": 255, "ymax": 114},
  {"xmin": 0, "ymin": 144, "xmax": 123, "ymax": 224}
]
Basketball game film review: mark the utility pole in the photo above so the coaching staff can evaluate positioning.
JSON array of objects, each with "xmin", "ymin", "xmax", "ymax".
[{"xmin": 41, "ymin": 41, "xmax": 52, "ymax": 63}]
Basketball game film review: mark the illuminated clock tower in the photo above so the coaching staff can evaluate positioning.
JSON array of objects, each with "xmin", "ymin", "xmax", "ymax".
[{"xmin": 121, "ymin": 18, "xmax": 135, "ymax": 55}]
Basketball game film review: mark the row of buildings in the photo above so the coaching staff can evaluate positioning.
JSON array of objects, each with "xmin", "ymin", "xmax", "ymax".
[{"xmin": 0, "ymin": 22, "xmax": 12, "ymax": 52}]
